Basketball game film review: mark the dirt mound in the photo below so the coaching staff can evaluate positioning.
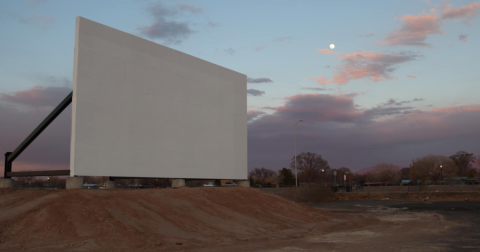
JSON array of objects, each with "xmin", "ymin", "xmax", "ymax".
[{"xmin": 0, "ymin": 187, "xmax": 334, "ymax": 252}]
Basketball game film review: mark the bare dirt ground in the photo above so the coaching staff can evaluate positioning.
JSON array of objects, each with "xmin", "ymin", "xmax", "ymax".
[
  {"xmin": 310, "ymin": 200, "xmax": 480, "ymax": 251},
  {"xmin": 335, "ymin": 191, "xmax": 480, "ymax": 201},
  {"xmin": 0, "ymin": 188, "xmax": 477, "ymax": 252}
]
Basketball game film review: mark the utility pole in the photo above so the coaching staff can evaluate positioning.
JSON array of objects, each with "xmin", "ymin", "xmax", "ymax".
[
  {"xmin": 440, "ymin": 165, "xmax": 443, "ymax": 185},
  {"xmin": 412, "ymin": 159, "xmax": 416, "ymax": 184},
  {"xmin": 333, "ymin": 170, "xmax": 337, "ymax": 191},
  {"xmin": 349, "ymin": 174, "xmax": 352, "ymax": 193},
  {"xmin": 294, "ymin": 120, "xmax": 303, "ymax": 187}
]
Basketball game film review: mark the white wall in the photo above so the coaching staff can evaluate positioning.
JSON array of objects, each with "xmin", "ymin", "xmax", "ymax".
[{"xmin": 71, "ymin": 17, "xmax": 247, "ymax": 180}]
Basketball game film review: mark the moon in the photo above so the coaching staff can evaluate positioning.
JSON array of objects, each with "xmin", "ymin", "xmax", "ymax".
[{"xmin": 330, "ymin": 44, "xmax": 335, "ymax": 49}]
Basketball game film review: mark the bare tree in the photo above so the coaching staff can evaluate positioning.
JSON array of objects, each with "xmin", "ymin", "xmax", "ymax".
[
  {"xmin": 249, "ymin": 167, "xmax": 276, "ymax": 184},
  {"xmin": 47, "ymin": 177, "xmax": 66, "ymax": 188},
  {"xmin": 467, "ymin": 169, "xmax": 478, "ymax": 178},
  {"xmin": 14, "ymin": 176, "xmax": 36, "ymax": 187},
  {"xmin": 415, "ymin": 155, "xmax": 458, "ymax": 184},
  {"xmin": 399, "ymin": 167, "xmax": 410, "ymax": 180},
  {"xmin": 450, "ymin": 151, "xmax": 476, "ymax": 176},
  {"xmin": 371, "ymin": 163, "xmax": 400, "ymax": 185},
  {"xmin": 30, "ymin": 178, "xmax": 45, "ymax": 187},
  {"xmin": 364, "ymin": 172, "xmax": 375, "ymax": 183},
  {"xmin": 290, "ymin": 152, "xmax": 330, "ymax": 184},
  {"xmin": 278, "ymin": 168, "xmax": 295, "ymax": 186},
  {"xmin": 352, "ymin": 173, "xmax": 367, "ymax": 185},
  {"xmin": 337, "ymin": 167, "xmax": 351, "ymax": 174}
]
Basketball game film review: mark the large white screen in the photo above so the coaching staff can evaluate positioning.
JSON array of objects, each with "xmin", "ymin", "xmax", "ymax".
[{"xmin": 70, "ymin": 17, "xmax": 247, "ymax": 180}]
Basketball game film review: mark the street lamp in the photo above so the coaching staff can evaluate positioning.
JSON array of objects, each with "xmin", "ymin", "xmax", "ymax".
[
  {"xmin": 294, "ymin": 119, "xmax": 303, "ymax": 187},
  {"xmin": 440, "ymin": 165, "xmax": 443, "ymax": 184},
  {"xmin": 322, "ymin": 169, "xmax": 325, "ymax": 186}
]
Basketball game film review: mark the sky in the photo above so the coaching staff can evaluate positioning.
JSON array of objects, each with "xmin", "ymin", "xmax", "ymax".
[{"xmin": 1, "ymin": 0, "xmax": 480, "ymax": 175}]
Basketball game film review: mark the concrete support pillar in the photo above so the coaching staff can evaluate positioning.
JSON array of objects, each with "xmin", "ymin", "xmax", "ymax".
[
  {"xmin": 0, "ymin": 178, "xmax": 14, "ymax": 188},
  {"xmin": 172, "ymin": 179, "xmax": 185, "ymax": 188},
  {"xmin": 66, "ymin": 177, "xmax": 84, "ymax": 189},
  {"xmin": 105, "ymin": 180, "xmax": 117, "ymax": 190},
  {"xmin": 238, "ymin": 180, "xmax": 250, "ymax": 187}
]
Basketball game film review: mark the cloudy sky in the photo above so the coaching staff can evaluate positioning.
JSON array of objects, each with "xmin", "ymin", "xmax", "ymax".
[{"xmin": 1, "ymin": 0, "xmax": 480, "ymax": 174}]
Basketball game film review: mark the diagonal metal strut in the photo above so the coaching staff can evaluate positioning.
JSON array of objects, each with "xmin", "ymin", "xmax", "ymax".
[{"xmin": 4, "ymin": 91, "xmax": 73, "ymax": 178}]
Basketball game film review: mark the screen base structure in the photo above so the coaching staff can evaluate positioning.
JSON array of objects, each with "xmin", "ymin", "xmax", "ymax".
[
  {"xmin": 172, "ymin": 179, "xmax": 185, "ymax": 188},
  {"xmin": 105, "ymin": 180, "xmax": 117, "ymax": 190},
  {"xmin": 66, "ymin": 177, "xmax": 84, "ymax": 189},
  {"xmin": 238, "ymin": 181, "xmax": 250, "ymax": 187},
  {"xmin": 0, "ymin": 178, "xmax": 14, "ymax": 188}
]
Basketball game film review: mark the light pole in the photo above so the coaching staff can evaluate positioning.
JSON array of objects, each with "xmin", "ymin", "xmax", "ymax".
[
  {"xmin": 322, "ymin": 169, "xmax": 325, "ymax": 186},
  {"xmin": 294, "ymin": 119, "xmax": 303, "ymax": 187},
  {"xmin": 440, "ymin": 164, "xmax": 443, "ymax": 184},
  {"xmin": 334, "ymin": 170, "xmax": 337, "ymax": 188}
]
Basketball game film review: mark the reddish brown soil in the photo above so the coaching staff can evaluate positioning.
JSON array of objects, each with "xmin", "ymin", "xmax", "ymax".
[
  {"xmin": 1, "ymin": 188, "xmax": 462, "ymax": 252},
  {"xmin": 0, "ymin": 188, "xmax": 337, "ymax": 252}
]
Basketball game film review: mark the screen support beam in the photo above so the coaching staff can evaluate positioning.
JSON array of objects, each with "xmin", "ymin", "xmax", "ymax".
[{"xmin": 3, "ymin": 91, "xmax": 73, "ymax": 178}]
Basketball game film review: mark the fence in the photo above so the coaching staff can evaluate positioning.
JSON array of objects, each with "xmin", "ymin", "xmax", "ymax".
[
  {"xmin": 353, "ymin": 184, "xmax": 480, "ymax": 193},
  {"xmin": 255, "ymin": 184, "xmax": 480, "ymax": 196},
  {"xmin": 13, "ymin": 185, "xmax": 63, "ymax": 190}
]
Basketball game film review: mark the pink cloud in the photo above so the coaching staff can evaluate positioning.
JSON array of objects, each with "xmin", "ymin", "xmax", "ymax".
[
  {"xmin": 247, "ymin": 110, "xmax": 266, "ymax": 122},
  {"xmin": 379, "ymin": 14, "xmax": 442, "ymax": 47},
  {"xmin": 315, "ymin": 77, "xmax": 328, "ymax": 85},
  {"xmin": 379, "ymin": 2, "xmax": 480, "ymax": 47},
  {"xmin": 0, "ymin": 85, "xmax": 71, "ymax": 107},
  {"xmin": 363, "ymin": 105, "xmax": 480, "ymax": 147},
  {"xmin": 318, "ymin": 49, "xmax": 334, "ymax": 54},
  {"xmin": 261, "ymin": 93, "xmax": 373, "ymax": 124},
  {"xmin": 429, "ymin": 105, "xmax": 480, "ymax": 114},
  {"xmin": 316, "ymin": 50, "xmax": 419, "ymax": 85},
  {"xmin": 6, "ymin": 162, "xmax": 69, "ymax": 173},
  {"xmin": 407, "ymin": 75, "xmax": 417, "ymax": 79},
  {"xmin": 441, "ymin": 1, "xmax": 480, "ymax": 22}
]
